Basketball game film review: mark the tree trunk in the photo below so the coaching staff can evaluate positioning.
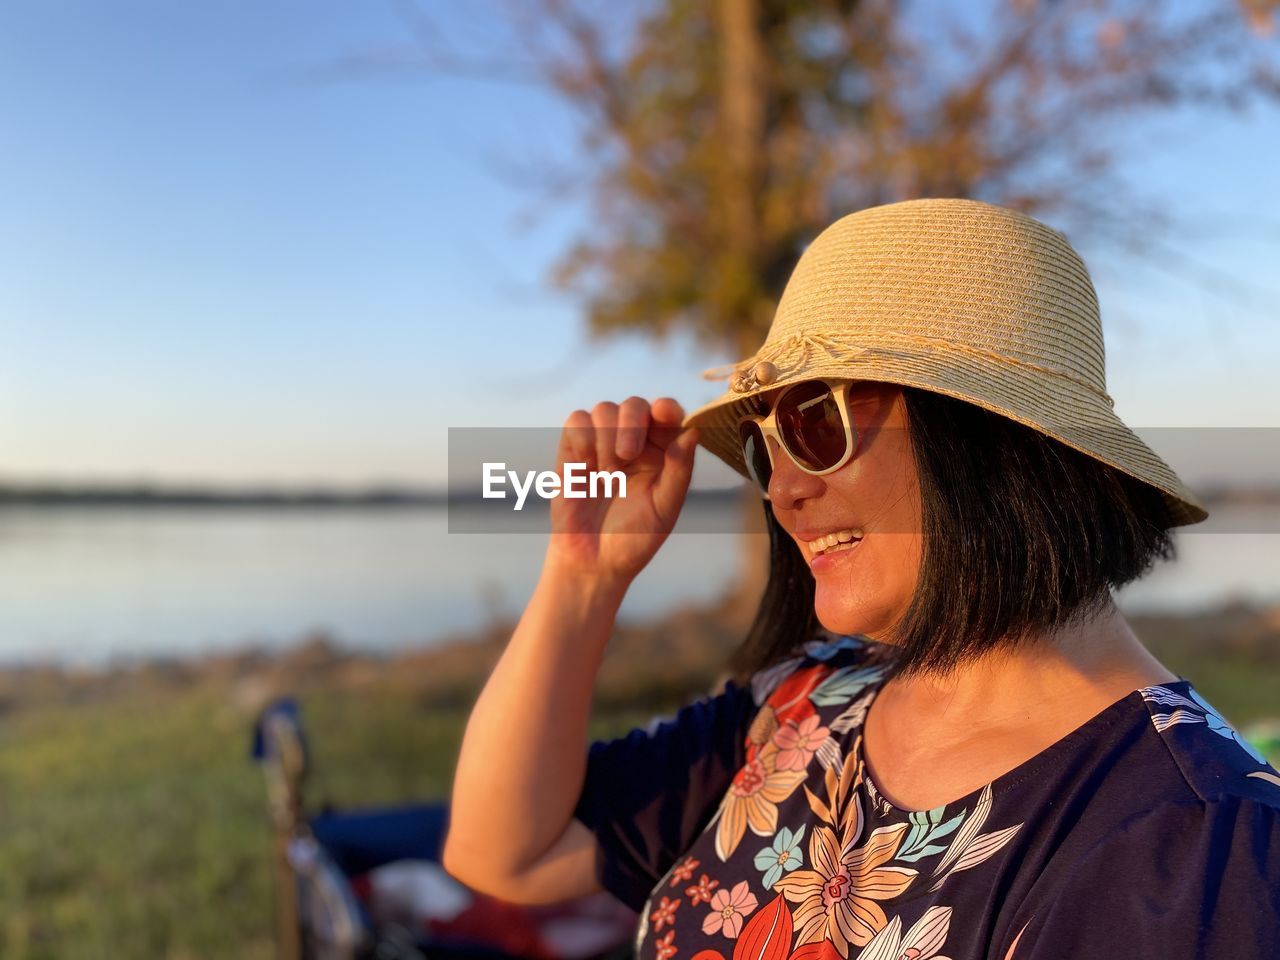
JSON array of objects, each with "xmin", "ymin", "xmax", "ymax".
[
  {"xmin": 718, "ymin": 0, "xmax": 766, "ymax": 264},
  {"xmin": 718, "ymin": 0, "xmax": 772, "ymax": 616}
]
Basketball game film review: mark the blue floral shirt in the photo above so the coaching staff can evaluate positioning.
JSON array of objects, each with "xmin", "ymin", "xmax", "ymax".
[{"xmin": 572, "ymin": 636, "xmax": 1280, "ymax": 960}]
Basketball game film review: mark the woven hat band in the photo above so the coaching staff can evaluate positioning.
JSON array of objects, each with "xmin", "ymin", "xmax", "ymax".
[{"xmin": 714, "ymin": 331, "xmax": 1115, "ymax": 409}]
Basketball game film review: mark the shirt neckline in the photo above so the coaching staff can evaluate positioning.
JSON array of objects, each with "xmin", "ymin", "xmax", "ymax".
[{"xmin": 855, "ymin": 677, "xmax": 1193, "ymax": 817}]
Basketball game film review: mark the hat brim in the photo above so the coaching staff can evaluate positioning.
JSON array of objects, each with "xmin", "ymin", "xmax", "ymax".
[{"xmin": 684, "ymin": 343, "xmax": 1209, "ymax": 528}]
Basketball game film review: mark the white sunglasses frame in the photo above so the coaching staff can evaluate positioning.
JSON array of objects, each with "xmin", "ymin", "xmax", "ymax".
[{"xmin": 737, "ymin": 379, "xmax": 861, "ymax": 496}]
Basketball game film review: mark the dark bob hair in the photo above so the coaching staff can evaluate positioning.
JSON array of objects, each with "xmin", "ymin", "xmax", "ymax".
[{"xmin": 730, "ymin": 386, "xmax": 1179, "ymax": 680}]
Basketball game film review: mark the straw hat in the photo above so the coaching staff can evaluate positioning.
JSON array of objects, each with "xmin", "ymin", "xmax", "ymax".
[{"xmin": 684, "ymin": 197, "xmax": 1208, "ymax": 526}]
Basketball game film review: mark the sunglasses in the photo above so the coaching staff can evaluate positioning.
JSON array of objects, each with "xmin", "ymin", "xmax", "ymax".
[{"xmin": 738, "ymin": 379, "xmax": 861, "ymax": 496}]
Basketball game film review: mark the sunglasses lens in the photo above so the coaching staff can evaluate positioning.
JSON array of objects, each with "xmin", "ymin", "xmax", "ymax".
[
  {"xmin": 739, "ymin": 420, "xmax": 772, "ymax": 492},
  {"xmin": 777, "ymin": 381, "xmax": 850, "ymax": 472}
]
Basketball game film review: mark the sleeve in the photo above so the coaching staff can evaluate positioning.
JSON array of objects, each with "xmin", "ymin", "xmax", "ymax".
[
  {"xmin": 1013, "ymin": 795, "xmax": 1280, "ymax": 960},
  {"xmin": 571, "ymin": 677, "xmax": 761, "ymax": 912}
]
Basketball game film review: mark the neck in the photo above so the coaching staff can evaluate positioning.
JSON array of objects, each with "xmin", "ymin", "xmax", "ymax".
[{"xmin": 876, "ymin": 600, "xmax": 1176, "ymax": 736}]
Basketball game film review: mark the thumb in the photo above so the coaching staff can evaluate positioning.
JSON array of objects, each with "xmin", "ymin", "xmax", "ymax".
[
  {"xmin": 652, "ymin": 428, "xmax": 698, "ymax": 524},
  {"xmin": 665, "ymin": 427, "xmax": 699, "ymax": 473}
]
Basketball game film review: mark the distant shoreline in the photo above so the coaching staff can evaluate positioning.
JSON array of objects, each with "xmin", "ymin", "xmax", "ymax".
[
  {"xmin": 1, "ymin": 484, "xmax": 1278, "ymax": 509},
  {"xmin": 0, "ymin": 485, "xmax": 749, "ymax": 508}
]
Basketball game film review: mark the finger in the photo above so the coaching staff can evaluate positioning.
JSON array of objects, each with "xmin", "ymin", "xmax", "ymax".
[
  {"xmin": 615, "ymin": 396, "xmax": 651, "ymax": 462},
  {"xmin": 590, "ymin": 401, "xmax": 620, "ymax": 473},
  {"xmin": 651, "ymin": 427, "xmax": 698, "ymax": 525},
  {"xmin": 558, "ymin": 409, "xmax": 594, "ymax": 472},
  {"xmin": 650, "ymin": 396, "xmax": 686, "ymax": 425},
  {"xmin": 647, "ymin": 397, "xmax": 688, "ymax": 452}
]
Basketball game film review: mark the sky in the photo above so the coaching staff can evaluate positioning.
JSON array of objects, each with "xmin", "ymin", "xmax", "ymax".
[{"xmin": 0, "ymin": 1, "xmax": 1278, "ymax": 491}]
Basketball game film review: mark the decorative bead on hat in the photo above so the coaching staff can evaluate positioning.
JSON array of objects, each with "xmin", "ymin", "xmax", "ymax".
[{"xmin": 730, "ymin": 361, "xmax": 780, "ymax": 393}]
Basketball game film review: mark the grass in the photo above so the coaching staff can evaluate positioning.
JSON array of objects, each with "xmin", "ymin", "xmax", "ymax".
[
  {"xmin": 0, "ymin": 608, "xmax": 1276, "ymax": 959},
  {"xmin": 0, "ymin": 677, "xmax": 657, "ymax": 960},
  {"xmin": 0, "ymin": 687, "xmax": 275, "ymax": 960}
]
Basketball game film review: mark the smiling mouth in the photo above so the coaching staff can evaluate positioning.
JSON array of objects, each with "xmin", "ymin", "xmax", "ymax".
[{"xmin": 805, "ymin": 528, "xmax": 864, "ymax": 557}]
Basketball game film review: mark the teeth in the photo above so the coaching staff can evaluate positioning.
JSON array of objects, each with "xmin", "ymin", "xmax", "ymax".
[{"xmin": 807, "ymin": 528, "xmax": 864, "ymax": 555}]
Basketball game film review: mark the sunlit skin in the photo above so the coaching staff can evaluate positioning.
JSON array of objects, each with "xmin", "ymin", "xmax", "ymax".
[{"xmin": 762, "ymin": 381, "xmax": 924, "ymax": 642}]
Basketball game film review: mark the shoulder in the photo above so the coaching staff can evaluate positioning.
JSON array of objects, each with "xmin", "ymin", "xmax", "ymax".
[
  {"xmin": 1074, "ymin": 680, "xmax": 1280, "ymax": 887},
  {"xmin": 1136, "ymin": 681, "xmax": 1280, "ymax": 807},
  {"xmin": 1012, "ymin": 683, "xmax": 1280, "ymax": 959}
]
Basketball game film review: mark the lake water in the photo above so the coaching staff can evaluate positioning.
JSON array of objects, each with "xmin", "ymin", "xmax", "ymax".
[{"xmin": 1, "ymin": 502, "xmax": 1278, "ymax": 665}]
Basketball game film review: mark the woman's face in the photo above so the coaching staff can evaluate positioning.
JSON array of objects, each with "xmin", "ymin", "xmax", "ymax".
[{"xmin": 765, "ymin": 381, "xmax": 923, "ymax": 643}]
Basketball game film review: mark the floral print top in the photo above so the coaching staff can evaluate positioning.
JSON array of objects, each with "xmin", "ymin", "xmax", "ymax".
[{"xmin": 572, "ymin": 636, "xmax": 1280, "ymax": 960}]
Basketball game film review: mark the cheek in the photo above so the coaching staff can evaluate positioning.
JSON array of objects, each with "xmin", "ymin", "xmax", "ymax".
[
  {"xmin": 882, "ymin": 532, "xmax": 923, "ymax": 595},
  {"xmin": 811, "ymin": 532, "xmax": 923, "ymax": 639}
]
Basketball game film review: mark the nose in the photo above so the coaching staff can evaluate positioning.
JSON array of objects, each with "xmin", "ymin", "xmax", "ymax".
[{"xmin": 766, "ymin": 437, "xmax": 826, "ymax": 510}]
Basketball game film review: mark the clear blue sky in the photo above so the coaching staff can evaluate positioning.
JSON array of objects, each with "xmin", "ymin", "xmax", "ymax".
[{"xmin": 0, "ymin": 1, "xmax": 1277, "ymax": 489}]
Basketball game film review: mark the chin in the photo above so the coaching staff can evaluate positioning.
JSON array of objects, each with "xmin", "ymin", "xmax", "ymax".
[
  {"xmin": 812, "ymin": 603, "xmax": 898, "ymax": 644},
  {"xmin": 812, "ymin": 582, "xmax": 905, "ymax": 645}
]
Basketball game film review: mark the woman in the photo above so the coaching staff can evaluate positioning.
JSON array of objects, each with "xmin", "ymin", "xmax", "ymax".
[{"xmin": 443, "ymin": 199, "xmax": 1280, "ymax": 959}]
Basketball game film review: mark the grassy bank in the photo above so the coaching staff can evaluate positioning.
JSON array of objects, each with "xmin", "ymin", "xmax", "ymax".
[{"xmin": 1, "ymin": 600, "xmax": 1278, "ymax": 959}]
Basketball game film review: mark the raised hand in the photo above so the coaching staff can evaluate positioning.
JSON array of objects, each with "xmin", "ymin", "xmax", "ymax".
[{"xmin": 544, "ymin": 396, "xmax": 698, "ymax": 587}]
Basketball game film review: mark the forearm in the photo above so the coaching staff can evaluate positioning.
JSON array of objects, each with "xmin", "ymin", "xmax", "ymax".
[{"xmin": 443, "ymin": 557, "xmax": 627, "ymax": 884}]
